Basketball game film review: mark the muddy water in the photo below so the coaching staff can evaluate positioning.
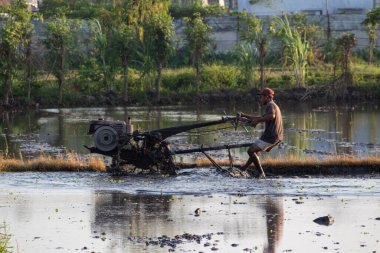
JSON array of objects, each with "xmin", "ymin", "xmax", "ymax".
[
  {"xmin": 1, "ymin": 102, "xmax": 379, "ymax": 162},
  {"xmin": 0, "ymin": 171, "xmax": 379, "ymax": 253},
  {"xmin": 1, "ymin": 103, "xmax": 380, "ymax": 252}
]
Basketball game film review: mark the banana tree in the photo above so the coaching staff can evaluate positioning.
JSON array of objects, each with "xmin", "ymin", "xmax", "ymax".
[
  {"xmin": 234, "ymin": 43, "xmax": 257, "ymax": 88},
  {"xmin": 271, "ymin": 14, "xmax": 311, "ymax": 88}
]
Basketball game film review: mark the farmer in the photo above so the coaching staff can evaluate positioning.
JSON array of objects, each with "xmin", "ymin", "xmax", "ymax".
[{"xmin": 238, "ymin": 87, "xmax": 283, "ymax": 178}]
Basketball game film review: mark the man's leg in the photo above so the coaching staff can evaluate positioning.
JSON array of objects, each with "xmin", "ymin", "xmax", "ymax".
[
  {"xmin": 250, "ymin": 152, "xmax": 266, "ymax": 178},
  {"xmin": 241, "ymin": 144, "xmax": 260, "ymax": 169},
  {"xmin": 243, "ymin": 144, "xmax": 266, "ymax": 178}
]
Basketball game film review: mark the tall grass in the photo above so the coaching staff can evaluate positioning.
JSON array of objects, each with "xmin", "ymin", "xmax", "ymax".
[{"xmin": 0, "ymin": 154, "xmax": 106, "ymax": 172}]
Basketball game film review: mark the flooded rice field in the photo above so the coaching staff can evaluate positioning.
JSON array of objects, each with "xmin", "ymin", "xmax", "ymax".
[
  {"xmin": 1, "ymin": 102, "xmax": 380, "ymax": 162},
  {"xmin": 0, "ymin": 170, "xmax": 379, "ymax": 253},
  {"xmin": 1, "ymin": 102, "xmax": 380, "ymax": 252}
]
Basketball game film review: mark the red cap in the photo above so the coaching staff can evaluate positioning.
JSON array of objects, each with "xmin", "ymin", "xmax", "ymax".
[{"xmin": 258, "ymin": 88, "xmax": 275, "ymax": 97}]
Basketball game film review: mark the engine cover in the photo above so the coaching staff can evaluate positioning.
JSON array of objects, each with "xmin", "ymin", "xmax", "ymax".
[{"xmin": 88, "ymin": 120, "xmax": 127, "ymax": 152}]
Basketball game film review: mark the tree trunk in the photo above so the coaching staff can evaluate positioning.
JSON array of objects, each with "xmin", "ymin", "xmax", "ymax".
[
  {"xmin": 368, "ymin": 37, "xmax": 375, "ymax": 65},
  {"xmin": 326, "ymin": 10, "xmax": 331, "ymax": 42},
  {"xmin": 122, "ymin": 55, "xmax": 129, "ymax": 103},
  {"xmin": 259, "ymin": 43, "xmax": 266, "ymax": 90},
  {"xmin": 3, "ymin": 73, "xmax": 11, "ymax": 107},
  {"xmin": 195, "ymin": 63, "xmax": 200, "ymax": 97},
  {"xmin": 156, "ymin": 61, "xmax": 162, "ymax": 102},
  {"xmin": 121, "ymin": 51, "xmax": 129, "ymax": 103},
  {"xmin": 2, "ymin": 48, "xmax": 12, "ymax": 107},
  {"xmin": 58, "ymin": 46, "xmax": 65, "ymax": 106},
  {"xmin": 26, "ymin": 41, "xmax": 32, "ymax": 105},
  {"xmin": 259, "ymin": 54, "xmax": 265, "ymax": 90}
]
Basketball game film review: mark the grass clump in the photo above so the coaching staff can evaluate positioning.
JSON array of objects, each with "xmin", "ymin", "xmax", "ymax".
[
  {"xmin": 0, "ymin": 223, "xmax": 12, "ymax": 253},
  {"xmin": 185, "ymin": 155, "xmax": 380, "ymax": 175},
  {"xmin": 0, "ymin": 154, "xmax": 106, "ymax": 172}
]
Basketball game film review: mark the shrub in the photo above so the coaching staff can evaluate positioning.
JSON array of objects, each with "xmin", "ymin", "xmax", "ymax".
[
  {"xmin": 162, "ymin": 67, "xmax": 194, "ymax": 93},
  {"xmin": 201, "ymin": 65, "xmax": 241, "ymax": 91},
  {"xmin": 161, "ymin": 65, "xmax": 241, "ymax": 93}
]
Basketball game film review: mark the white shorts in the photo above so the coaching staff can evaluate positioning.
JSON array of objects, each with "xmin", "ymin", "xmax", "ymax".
[{"xmin": 254, "ymin": 139, "xmax": 276, "ymax": 152}]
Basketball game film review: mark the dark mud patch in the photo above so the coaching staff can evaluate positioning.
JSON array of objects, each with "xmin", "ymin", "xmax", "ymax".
[{"xmin": 126, "ymin": 232, "xmax": 219, "ymax": 251}]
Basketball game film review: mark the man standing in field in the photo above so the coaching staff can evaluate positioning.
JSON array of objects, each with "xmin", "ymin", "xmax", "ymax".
[{"xmin": 238, "ymin": 87, "xmax": 283, "ymax": 178}]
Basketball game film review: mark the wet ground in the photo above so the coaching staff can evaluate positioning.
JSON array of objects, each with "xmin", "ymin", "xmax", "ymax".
[{"xmin": 0, "ymin": 170, "xmax": 379, "ymax": 253}]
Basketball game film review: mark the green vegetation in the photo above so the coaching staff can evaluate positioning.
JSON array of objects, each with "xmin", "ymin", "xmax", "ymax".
[
  {"xmin": 335, "ymin": 33, "xmax": 357, "ymax": 86},
  {"xmin": 271, "ymin": 14, "xmax": 312, "ymax": 88},
  {"xmin": 184, "ymin": 13, "xmax": 214, "ymax": 97},
  {"xmin": 43, "ymin": 14, "xmax": 79, "ymax": 106},
  {"xmin": 1, "ymin": 0, "xmax": 380, "ymax": 107},
  {"xmin": 0, "ymin": 223, "xmax": 11, "ymax": 253},
  {"xmin": 0, "ymin": 0, "xmax": 33, "ymax": 106},
  {"xmin": 362, "ymin": 7, "xmax": 380, "ymax": 65},
  {"xmin": 143, "ymin": 13, "xmax": 175, "ymax": 101},
  {"xmin": 239, "ymin": 12, "xmax": 270, "ymax": 89}
]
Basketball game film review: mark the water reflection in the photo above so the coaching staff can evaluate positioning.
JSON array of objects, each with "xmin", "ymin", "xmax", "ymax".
[
  {"xmin": 1, "ymin": 189, "xmax": 379, "ymax": 253},
  {"xmin": 0, "ymin": 103, "xmax": 379, "ymax": 160},
  {"xmin": 92, "ymin": 192, "xmax": 284, "ymax": 252}
]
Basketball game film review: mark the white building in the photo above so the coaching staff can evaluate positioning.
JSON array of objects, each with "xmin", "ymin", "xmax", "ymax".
[
  {"xmin": 172, "ymin": 0, "xmax": 239, "ymax": 9},
  {"xmin": 238, "ymin": 0, "xmax": 378, "ymax": 16}
]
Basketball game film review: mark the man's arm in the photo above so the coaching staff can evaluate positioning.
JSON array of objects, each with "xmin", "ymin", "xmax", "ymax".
[
  {"xmin": 240, "ymin": 106, "xmax": 276, "ymax": 127},
  {"xmin": 239, "ymin": 112, "xmax": 261, "ymax": 121},
  {"xmin": 251, "ymin": 113, "xmax": 275, "ymax": 127}
]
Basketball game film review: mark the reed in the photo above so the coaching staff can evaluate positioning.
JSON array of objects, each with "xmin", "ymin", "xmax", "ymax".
[
  {"xmin": 1, "ymin": 153, "xmax": 379, "ymax": 175},
  {"xmin": 187, "ymin": 155, "xmax": 380, "ymax": 175},
  {"xmin": 0, "ymin": 154, "xmax": 106, "ymax": 172}
]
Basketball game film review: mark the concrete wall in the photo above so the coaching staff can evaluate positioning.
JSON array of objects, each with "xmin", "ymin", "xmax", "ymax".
[
  {"xmin": 238, "ymin": 0, "xmax": 374, "ymax": 16},
  {"xmin": 174, "ymin": 13, "xmax": 380, "ymax": 52},
  {"xmin": 2, "ymin": 14, "xmax": 378, "ymax": 55}
]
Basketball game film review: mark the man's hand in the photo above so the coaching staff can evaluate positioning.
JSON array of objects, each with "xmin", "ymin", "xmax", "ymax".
[
  {"xmin": 251, "ymin": 119, "xmax": 258, "ymax": 127},
  {"xmin": 236, "ymin": 111, "xmax": 245, "ymax": 119}
]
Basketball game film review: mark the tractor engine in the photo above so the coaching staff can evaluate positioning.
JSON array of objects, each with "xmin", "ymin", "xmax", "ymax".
[
  {"xmin": 86, "ymin": 118, "xmax": 176, "ymax": 174},
  {"xmin": 87, "ymin": 119, "xmax": 131, "ymax": 153}
]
